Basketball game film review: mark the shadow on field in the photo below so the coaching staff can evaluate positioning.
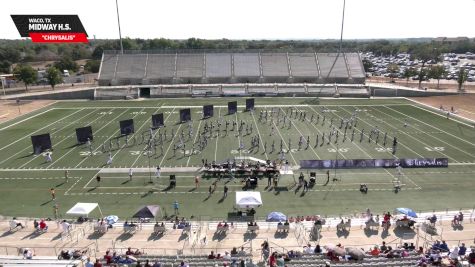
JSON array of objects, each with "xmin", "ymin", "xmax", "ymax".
[{"xmin": 40, "ymin": 200, "xmax": 52, "ymax": 206}]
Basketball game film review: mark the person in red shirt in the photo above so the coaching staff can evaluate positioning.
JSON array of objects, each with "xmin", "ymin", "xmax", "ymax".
[
  {"xmin": 269, "ymin": 252, "xmax": 277, "ymax": 267},
  {"xmin": 39, "ymin": 220, "xmax": 48, "ymax": 231},
  {"xmin": 103, "ymin": 251, "xmax": 112, "ymax": 265},
  {"xmin": 93, "ymin": 259, "xmax": 102, "ymax": 267}
]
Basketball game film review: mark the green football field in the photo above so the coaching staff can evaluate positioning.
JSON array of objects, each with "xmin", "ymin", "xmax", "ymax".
[{"xmin": 0, "ymin": 97, "xmax": 474, "ymax": 220}]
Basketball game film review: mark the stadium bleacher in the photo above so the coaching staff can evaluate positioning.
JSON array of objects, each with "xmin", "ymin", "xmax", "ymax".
[
  {"xmin": 261, "ymin": 53, "xmax": 290, "ymax": 82},
  {"xmin": 176, "ymin": 54, "xmax": 204, "ymax": 83},
  {"xmin": 289, "ymin": 53, "xmax": 320, "ymax": 82},
  {"xmin": 233, "ymin": 53, "xmax": 261, "ymax": 82},
  {"xmin": 145, "ymin": 54, "xmax": 176, "ymax": 83},
  {"xmin": 98, "ymin": 51, "xmax": 366, "ymax": 87},
  {"xmin": 317, "ymin": 53, "xmax": 350, "ymax": 81},
  {"xmin": 205, "ymin": 53, "xmax": 232, "ymax": 83}
]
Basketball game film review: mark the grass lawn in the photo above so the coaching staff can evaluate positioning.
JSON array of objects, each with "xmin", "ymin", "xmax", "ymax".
[{"xmin": 0, "ymin": 97, "xmax": 473, "ymax": 220}]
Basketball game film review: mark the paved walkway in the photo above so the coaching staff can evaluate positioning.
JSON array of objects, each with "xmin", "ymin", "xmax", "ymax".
[{"xmin": 1, "ymin": 210, "xmax": 474, "ymax": 260}]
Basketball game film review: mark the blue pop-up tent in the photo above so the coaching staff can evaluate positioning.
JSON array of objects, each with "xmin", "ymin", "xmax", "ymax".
[{"xmin": 267, "ymin": 212, "xmax": 287, "ymax": 222}]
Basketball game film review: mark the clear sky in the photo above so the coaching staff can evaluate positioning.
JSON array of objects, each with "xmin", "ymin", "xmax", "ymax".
[{"xmin": 1, "ymin": 0, "xmax": 474, "ymax": 40}]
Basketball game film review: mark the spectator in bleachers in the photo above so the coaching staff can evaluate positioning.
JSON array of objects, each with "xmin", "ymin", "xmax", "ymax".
[
  {"xmin": 369, "ymin": 245, "xmax": 380, "ymax": 256},
  {"xmin": 23, "ymin": 249, "xmax": 33, "ymax": 259},
  {"xmin": 126, "ymin": 247, "xmax": 141, "ymax": 256},
  {"xmin": 33, "ymin": 220, "xmax": 39, "ymax": 229},
  {"xmin": 152, "ymin": 261, "xmax": 161, "ymax": 267},
  {"xmin": 276, "ymin": 254, "xmax": 285, "ymax": 267},
  {"xmin": 12, "ymin": 217, "xmax": 25, "ymax": 229},
  {"xmin": 432, "ymin": 240, "xmax": 441, "ymax": 251},
  {"xmin": 449, "ymin": 246, "xmax": 459, "ymax": 260},
  {"xmin": 208, "ymin": 251, "xmax": 216, "ymax": 259},
  {"xmin": 458, "ymin": 243, "xmax": 466, "ymax": 256},
  {"xmin": 117, "ymin": 255, "xmax": 135, "ymax": 264},
  {"xmin": 238, "ymin": 247, "xmax": 246, "ymax": 256},
  {"xmin": 268, "ymin": 252, "xmax": 277, "ymax": 267},
  {"xmin": 61, "ymin": 220, "xmax": 71, "ymax": 233},
  {"xmin": 104, "ymin": 250, "xmax": 112, "ymax": 265},
  {"xmin": 144, "ymin": 259, "xmax": 152, "ymax": 267},
  {"xmin": 429, "ymin": 250, "xmax": 442, "ymax": 265},
  {"xmin": 85, "ymin": 257, "xmax": 94, "ymax": 267},
  {"xmin": 468, "ymin": 247, "xmax": 475, "ymax": 264},
  {"xmin": 39, "ymin": 219, "xmax": 48, "ymax": 232},
  {"xmin": 231, "ymin": 247, "xmax": 238, "ymax": 256},
  {"xmin": 451, "ymin": 258, "xmax": 463, "ymax": 267},
  {"xmin": 439, "ymin": 240, "xmax": 449, "ymax": 252},
  {"xmin": 93, "ymin": 259, "xmax": 102, "ymax": 267},
  {"xmin": 409, "ymin": 243, "xmax": 416, "ymax": 250},
  {"xmin": 417, "ymin": 247, "xmax": 424, "ymax": 255},
  {"xmin": 179, "ymin": 261, "xmax": 189, "ymax": 267},
  {"xmin": 380, "ymin": 241, "xmax": 387, "ymax": 253},
  {"xmin": 223, "ymin": 251, "xmax": 232, "ymax": 260},
  {"xmin": 428, "ymin": 214, "xmax": 437, "ymax": 226},
  {"xmin": 304, "ymin": 244, "xmax": 314, "ymax": 254},
  {"xmin": 314, "ymin": 245, "xmax": 322, "ymax": 254}
]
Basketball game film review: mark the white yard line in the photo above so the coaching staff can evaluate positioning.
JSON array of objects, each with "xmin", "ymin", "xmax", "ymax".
[
  {"xmin": 73, "ymin": 108, "xmax": 132, "ymax": 168},
  {"xmin": 0, "ymin": 109, "xmax": 96, "ymax": 166},
  {"xmin": 159, "ymin": 123, "xmax": 183, "ymax": 167},
  {"xmin": 64, "ymin": 176, "xmax": 83, "ymax": 195},
  {"xmin": 279, "ymin": 107, "xmax": 320, "ymax": 159},
  {"xmin": 271, "ymin": 120, "xmax": 298, "ymax": 166},
  {"xmin": 375, "ymin": 107, "xmax": 472, "ymax": 160},
  {"xmin": 250, "ymin": 109, "xmax": 269, "ymax": 160},
  {"xmin": 50, "ymin": 104, "xmax": 409, "ymax": 110},
  {"xmin": 0, "ymin": 108, "xmax": 84, "ymax": 152},
  {"xmin": 0, "ymin": 108, "xmax": 54, "ymax": 131},
  {"xmin": 405, "ymin": 98, "xmax": 475, "ymax": 125},
  {"xmin": 131, "ymin": 107, "xmax": 173, "ymax": 167},
  {"xmin": 294, "ymin": 106, "xmax": 345, "ymax": 159},
  {"xmin": 186, "ymin": 119, "xmax": 202, "ymax": 167},
  {"xmin": 214, "ymin": 107, "xmax": 221, "ymax": 161},
  {"xmin": 233, "ymin": 111, "xmax": 242, "ymax": 158},
  {"xmin": 386, "ymin": 105, "xmax": 475, "ymax": 147},
  {"xmin": 47, "ymin": 108, "xmax": 116, "ymax": 168},
  {"xmin": 103, "ymin": 108, "xmax": 150, "ymax": 165},
  {"xmin": 16, "ymin": 109, "xmax": 99, "ymax": 168},
  {"xmin": 360, "ymin": 109, "xmax": 459, "ymax": 162},
  {"xmin": 337, "ymin": 106, "xmax": 424, "ymax": 159}
]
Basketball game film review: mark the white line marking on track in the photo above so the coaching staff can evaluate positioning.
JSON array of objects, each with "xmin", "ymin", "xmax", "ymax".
[
  {"xmin": 376, "ymin": 106, "xmax": 472, "ymax": 160},
  {"xmin": 389, "ymin": 105, "xmax": 474, "ymax": 147},
  {"xmin": 0, "ymin": 108, "xmax": 84, "ymax": 152}
]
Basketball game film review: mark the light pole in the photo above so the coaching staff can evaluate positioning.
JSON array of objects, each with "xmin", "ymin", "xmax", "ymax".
[{"xmin": 115, "ymin": 0, "xmax": 124, "ymax": 54}]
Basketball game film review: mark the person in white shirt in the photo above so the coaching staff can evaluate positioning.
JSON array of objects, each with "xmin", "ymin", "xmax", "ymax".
[
  {"xmin": 129, "ymin": 168, "xmax": 133, "ymax": 181},
  {"xmin": 61, "ymin": 220, "xmax": 71, "ymax": 234},
  {"xmin": 304, "ymin": 244, "xmax": 314, "ymax": 254},
  {"xmin": 223, "ymin": 251, "xmax": 231, "ymax": 260}
]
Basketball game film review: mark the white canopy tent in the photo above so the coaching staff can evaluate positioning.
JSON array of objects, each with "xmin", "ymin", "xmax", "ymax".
[
  {"xmin": 66, "ymin": 202, "xmax": 103, "ymax": 217},
  {"xmin": 235, "ymin": 191, "xmax": 263, "ymax": 208}
]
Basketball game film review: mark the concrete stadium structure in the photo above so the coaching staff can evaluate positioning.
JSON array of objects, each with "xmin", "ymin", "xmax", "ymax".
[{"xmin": 98, "ymin": 51, "xmax": 366, "ymax": 86}]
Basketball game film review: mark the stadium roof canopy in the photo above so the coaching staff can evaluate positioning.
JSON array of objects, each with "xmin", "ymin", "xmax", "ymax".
[{"xmin": 98, "ymin": 50, "xmax": 365, "ymax": 86}]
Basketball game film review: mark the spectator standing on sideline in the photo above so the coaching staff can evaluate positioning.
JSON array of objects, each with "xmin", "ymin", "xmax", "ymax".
[
  {"xmin": 224, "ymin": 185, "xmax": 228, "ymax": 198},
  {"xmin": 195, "ymin": 175, "xmax": 200, "ymax": 188},
  {"xmin": 173, "ymin": 201, "xmax": 179, "ymax": 215},
  {"xmin": 53, "ymin": 203, "xmax": 59, "ymax": 219},
  {"xmin": 129, "ymin": 168, "xmax": 133, "ymax": 181},
  {"xmin": 50, "ymin": 188, "xmax": 55, "ymax": 200},
  {"xmin": 155, "ymin": 166, "xmax": 161, "ymax": 180},
  {"xmin": 65, "ymin": 170, "xmax": 69, "ymax": 183},
  {"xmin": 96, "ymin": 175, "xmax": 101, "ymax": 187}
]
